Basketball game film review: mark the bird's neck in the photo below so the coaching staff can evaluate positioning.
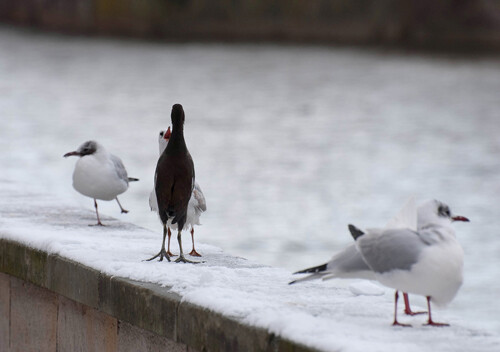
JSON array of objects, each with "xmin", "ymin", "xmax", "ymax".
[
  {"xmin": 420, "ymin": 223, "xmax": 456, "ymax": 243},
  {"xmin": 168, "ymin": 125, "xmax": 187, "ymax": 153},
  {"xmin": 91, "ymin": 148, "xmax": 108, "ymax": 160}
]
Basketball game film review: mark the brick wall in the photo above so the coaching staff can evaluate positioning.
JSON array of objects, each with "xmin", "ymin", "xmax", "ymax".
[{"xmin": 0, "ymin": 240, "xmax": 315, "ymax": 352}]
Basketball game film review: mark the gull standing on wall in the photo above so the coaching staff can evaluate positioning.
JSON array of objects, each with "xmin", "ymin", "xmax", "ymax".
[
  {"xmin": 291, "ymin": 198, "xmax": 469, "ymax": 322},
  {"xmin": 348, "ymin": 200, "xmax": 469, "ymax": 326},
  {"xmin": 64, "ymin": 140, "xmax": 139, "ymax": 226},
  {"xmin": 291, "ymin": 197, "xmax": 422, "ymax": 315}
]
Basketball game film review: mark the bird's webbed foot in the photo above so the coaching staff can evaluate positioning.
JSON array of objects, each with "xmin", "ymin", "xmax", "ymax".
[
  {"xmin": 89, "ymin": 221, "xmax": 105, "ymax": 227},
  {"xmin": 424, "ymin": 320, "xmax": 449, "ymax": 327},
  {"xmin": 392, "ymin": 321, "xmax": 412, "ymax": 328},
  {"xmin": 188, "ymin": 249, "xmax": 202, "ymax": 257}
]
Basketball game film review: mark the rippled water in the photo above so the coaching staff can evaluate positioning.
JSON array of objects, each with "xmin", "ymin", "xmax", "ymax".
[{"xmin": 1, "ymin": 27, "xmax": 499, "ymax": 331}]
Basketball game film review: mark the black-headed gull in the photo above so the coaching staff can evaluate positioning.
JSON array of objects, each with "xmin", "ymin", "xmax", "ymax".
[
  {"xmin": 291, "ymin": 198, "xmax": 469, "ymax": 322},
  {"xmin": 291, "ymin": 198, "xmax": 424, "ymax": 315},
  {"xmin": 64, "ymin": 140, "xmax": 139, "ymax": 226},
  {"xmin": 348, "ymin": 200, "xmax": 469, "ymax": 326},
  {"xmin": 147, "ymin": 104, "xmax": 197, "ymax": 263},
  {"xmin": 149, "ymin": 127, "xmax": 207, "ymax": 257}
]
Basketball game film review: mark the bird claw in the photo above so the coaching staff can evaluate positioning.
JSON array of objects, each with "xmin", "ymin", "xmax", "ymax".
[
  {"xmin": 166, "ymin": 251, "xmax": 177, "ymax": 257},
  {"xmin": 189, "ymin": 249, "xmax": 202, "ymax": 257},
  {"xmin": 121, "ymin": 209, "xmax": 129, "ymax": 214},
  {"xmin": 174, "ymin": 255, "xmax": 201, "ymax": 264},
  {"xmin": 392, "ymin": 321, "xmax": 412, "ymax": 328},
  {"xmin": 89, "ymin": 222, "xmax": 105, "ymax": 227},
  {"xmin": 144, "ymin": 250, "xmax": 171, "ymax": 262}
]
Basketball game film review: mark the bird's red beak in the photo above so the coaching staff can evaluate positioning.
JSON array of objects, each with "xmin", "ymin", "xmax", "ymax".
[
  {"xmin": 164, "ymin": 126, "xmax": 171, "ymax": 140},
  {"xmin": 452, "ymin": 215, "xmax": 470, "ymax": 222},
  {"xmin": 63, "ymin": 151, "xmax": 81, "ymax": 157}
]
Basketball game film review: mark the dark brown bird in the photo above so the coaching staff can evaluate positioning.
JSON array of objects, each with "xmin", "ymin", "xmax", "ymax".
[{"xmin": 147, "ymin": 104, "xmax": 196, "ymax": 263}]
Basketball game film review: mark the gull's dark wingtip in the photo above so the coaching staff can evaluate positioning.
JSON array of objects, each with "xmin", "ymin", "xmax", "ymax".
[{"xmin": 293, "ymin": 263, "xmax": 327, "ymax": 275}]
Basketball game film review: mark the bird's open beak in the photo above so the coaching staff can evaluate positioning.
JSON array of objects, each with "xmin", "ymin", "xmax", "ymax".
[
  {"xmin": 452, "ymin": 215, "xmax": 470, "ymax": 222},
  {"xmin": 63, "ymin": 151, "xmax": 81, "ymax": 157},
  {"xmin": 164, "ymin": 126, "xmax": 171, "ymax": 140}
]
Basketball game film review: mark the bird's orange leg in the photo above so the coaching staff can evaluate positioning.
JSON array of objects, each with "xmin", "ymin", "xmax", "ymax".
[
  {"xmin": 188, "ymin": 227, "xmax": 202, "ymax": 257},
  {"xmin": 166, "ymin": 227, "xmax": 176, "ymax": 256}
]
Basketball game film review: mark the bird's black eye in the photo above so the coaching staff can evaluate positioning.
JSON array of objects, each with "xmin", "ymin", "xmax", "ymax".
[{"xmin": 160, "ymin": 132, "xmax": 164, "ymax": 136}]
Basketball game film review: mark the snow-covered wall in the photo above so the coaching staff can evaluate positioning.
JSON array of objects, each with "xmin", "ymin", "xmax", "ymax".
[
  {"xmin": 0, "ymin": 179, "xmax": 316, "ymax": 352},
  {"xmin": 0, "ymin": 241, "xmax": 312, "ymax": 352}
]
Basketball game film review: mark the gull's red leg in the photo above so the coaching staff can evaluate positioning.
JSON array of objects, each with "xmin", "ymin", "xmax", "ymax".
[
  {"xmin": 403, "ymin": 293, "xmax": 426, "ymax": 316},
  {"xmin": 393, "ymin": 291, "xmax": 412, "ymax": 327},
  {"xmin": 424, "ymin": 296, "xmax": 449, "ymax": 327}
]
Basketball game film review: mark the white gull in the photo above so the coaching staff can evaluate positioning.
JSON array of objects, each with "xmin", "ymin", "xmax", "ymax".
[
  {"xmin": 291, "ymin": 198, "xmax": 469, "ymax": 324},
  {"xmin": 348, "ymin": 199, "xmax": 469, "ymax": 326},
  {"xmin": 64, "ymin": 140, "xmax": 138, "ymax": 226}
]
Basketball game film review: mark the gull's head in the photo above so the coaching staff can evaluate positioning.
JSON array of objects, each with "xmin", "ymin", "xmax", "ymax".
[
  {"xmin": 63, "ymin": 141, "xmax": 99, "ymax": 158},
  {"xmin": 418, "ymin": 200, "xmax": 470, "ymax": 228},
  {"xmin": 158, "ymin": 126, "xmax": 171, "ymax": 154}
]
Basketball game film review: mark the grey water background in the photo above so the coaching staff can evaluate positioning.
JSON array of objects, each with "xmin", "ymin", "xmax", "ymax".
[{"xmin": 1, "ymin": 27, "xmax": 499, "ymax": 331}]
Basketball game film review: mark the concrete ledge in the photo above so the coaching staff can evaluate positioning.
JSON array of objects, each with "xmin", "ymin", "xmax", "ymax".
[
  {"xmin": 0, "ymin": 239, "xmax": 317, "ymax": 352},
  {"xmin": 98, "ymin": 276, "xmax": 179, "ymax": 340}
]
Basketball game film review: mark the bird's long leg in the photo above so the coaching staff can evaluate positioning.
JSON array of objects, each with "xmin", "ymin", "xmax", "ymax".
[
  {"xmin": 145, "ymin": 223, "xmax": 171, "ymax": 262},
  {"xmin": 424, "ymin": 296, "xmax": 449, "ymax": 327},
  {"xmin": 403, "ymin": 293, "xmax": 426, "ymax": 316},
  {"xmin": 89, "ymin": 199, "xmax": 105, "ymax": 226},
  {"xmin": 174, "ymin": 229, "xmax": 199, "ymax": 264},
  {"xmin": 115, "ymin": 197, "xmax": 129, "ymax": 214},
  {"xmin": 393, "ymin": 291, "xmax": 412, "ymax": 327},
  {"xmin": 166, "ymin": 227, "xmax": 176, "ymax": 257},
  {"xmin": 188, "ymin": 227, "xmax": 202, "ymax": 257}
]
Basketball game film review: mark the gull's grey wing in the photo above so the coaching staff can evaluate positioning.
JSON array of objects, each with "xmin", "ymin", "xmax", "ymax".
[
  {"xmin": 193, "ymin": 182, "xmax": 207, "ymax": 212},
  {"xmin": 110, "ymin": 154, "xmax": 129, "ymax": 183},
  {"xmin": 323, "ymin": 244, "xmax": 373, "ymax": 279},
  {"xmin": 356, "ymin": 228, "xmax": 428, "ymax": 274}
]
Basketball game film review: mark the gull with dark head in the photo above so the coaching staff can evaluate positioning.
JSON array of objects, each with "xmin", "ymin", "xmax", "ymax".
[
  {"xmin": 349, "ymin": 200, "xmax": 469, "ymax": 326},
  {"xmin": 291, "ymin": 198, "xmax": 469, "ymax": 324},
  {"xmin": 64, "ymin": 140, "xmax": 139, "ymax": 226},
  {"xmin": 291, "ymin": 198, "xmax": 423, "ymax": 315}
]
